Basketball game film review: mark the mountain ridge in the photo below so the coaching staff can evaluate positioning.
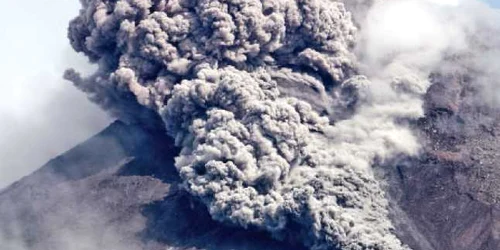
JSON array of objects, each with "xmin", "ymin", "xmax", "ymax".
[{"xmin": 0, "ymin": 120, "xmax": 307, "ymax": 250}]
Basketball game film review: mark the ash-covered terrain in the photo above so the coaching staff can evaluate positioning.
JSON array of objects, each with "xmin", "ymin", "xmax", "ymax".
[
  {"xmin": 1, "ymin": 0, "xmax": 500, "ymax": 249},
  {"xmin": 387, "ymin": 71, "xmax": 500, "ymax": 250}
]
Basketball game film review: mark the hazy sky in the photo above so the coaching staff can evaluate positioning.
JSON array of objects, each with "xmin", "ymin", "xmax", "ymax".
[
  {"xmin": 0, "ymin": 0, "xmax": 498, "ymax": 189},
  {"xmin": 0, "ymin": 0, "xmax": 111, "ymax": 189}
]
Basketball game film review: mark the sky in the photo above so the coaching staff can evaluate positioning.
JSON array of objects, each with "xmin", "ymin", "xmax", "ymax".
[
  {"xmin": 0, "ymin": 0, "xmax": 498, "ymax": 189},
  {"xmin": 485, "ymin": 0, "xmax": 500, "ymax": 6},
  {"xmin": 0, "ymin": 0, "xmax": 111, "ymax": 189}
]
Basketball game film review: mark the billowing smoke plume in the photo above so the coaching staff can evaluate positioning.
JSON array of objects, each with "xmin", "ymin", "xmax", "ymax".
[{"xmin": 63, "ymin": 0, "xmax": 439, "ymax": 249}]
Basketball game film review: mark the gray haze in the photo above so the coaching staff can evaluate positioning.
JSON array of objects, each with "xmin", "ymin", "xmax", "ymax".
[{"xmin": 0, "ymin": 0, "xmax": 111, "ymax": 189}]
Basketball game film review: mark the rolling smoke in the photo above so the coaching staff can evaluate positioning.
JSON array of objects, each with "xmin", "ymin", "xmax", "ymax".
[{"xmin": 63, "ymin": 0, "xmax": 498, "ymax": 249}]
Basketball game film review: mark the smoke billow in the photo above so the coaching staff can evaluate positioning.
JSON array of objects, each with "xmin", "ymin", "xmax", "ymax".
[{"xmin": 62, "ymin": 0, "xmax": 469, "ymax": 249}]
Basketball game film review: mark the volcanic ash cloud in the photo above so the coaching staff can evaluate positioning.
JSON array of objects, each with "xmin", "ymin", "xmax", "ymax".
[{"xmin": 64, "ymin": 0, "xmax": 430, "ymax": 249}]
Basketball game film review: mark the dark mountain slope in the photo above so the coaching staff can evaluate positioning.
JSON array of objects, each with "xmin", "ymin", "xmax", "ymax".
[
  {"xmin": 387, "ymin": 73, "xmax": 500, "ymax": 250},
  {"xmin": 0, "ymin": 121, "xmax": 304, "ymax": 250}
]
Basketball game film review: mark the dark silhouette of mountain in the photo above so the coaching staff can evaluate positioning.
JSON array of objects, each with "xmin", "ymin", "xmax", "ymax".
[{"xmin": 0, "ymin": 121, "xmax": 305, "ymax": 250}]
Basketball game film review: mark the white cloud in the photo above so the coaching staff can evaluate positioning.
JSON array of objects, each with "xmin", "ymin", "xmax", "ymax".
[{"xmin": 358, "ymin": 0, "xmax": 468, "ymax": 76}]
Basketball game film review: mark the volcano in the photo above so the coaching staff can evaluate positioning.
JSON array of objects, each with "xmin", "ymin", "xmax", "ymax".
[
  {"xmin": 1, "ymin": 71, "xmax": 500, "ymax": 250},
  {"xmin": 3, "ymin": 0, "xmax": 500, "ymax": 249}
]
